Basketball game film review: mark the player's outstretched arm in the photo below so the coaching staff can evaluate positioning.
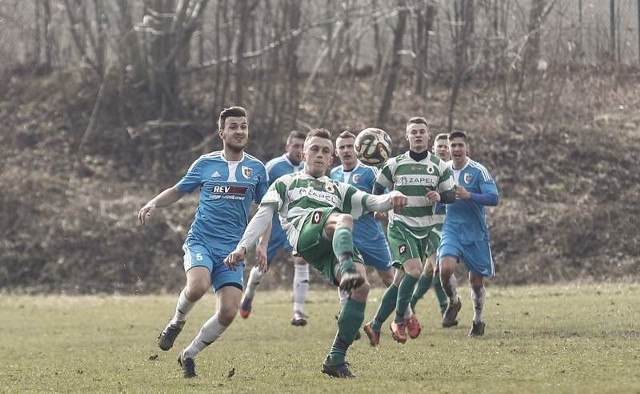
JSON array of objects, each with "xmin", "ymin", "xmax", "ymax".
[
  {"xmin": 224, "ymin": 204, "xmax": 276, "ymax": 271},
  {"xmin": 137, "ymin": 186, "xmax": 185, "ymax": 225},
  {"xmin": 364, "ymin": 190, "xmax": 408, "ymax": 213}
]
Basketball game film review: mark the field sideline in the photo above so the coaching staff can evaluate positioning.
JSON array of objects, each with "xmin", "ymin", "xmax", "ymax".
[{"xmin": 2, "ymin": 284, "xmax": 639, "ymax": 393}]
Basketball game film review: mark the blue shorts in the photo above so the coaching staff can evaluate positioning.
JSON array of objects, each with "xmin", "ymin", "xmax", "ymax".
[
  {"xmin": 182, "ymin": 238, "xmax": 244, "ymax": 291},
  {"xmin": 437, "ymin": 235, "xmax": 494, "ymax": 277},
  {"xmin": 353, "ymin": 232, "xmax": 393, "ymax": 272},
  {"xmin": 266, "ymin": 225, "xmax": 294, "ymax": 264}
]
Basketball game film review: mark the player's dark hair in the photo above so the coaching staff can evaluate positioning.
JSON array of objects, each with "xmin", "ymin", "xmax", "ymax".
[
  {"xmin": 337, "ymin": 130, "xmax": 356, "ymax": 139},
  {"xmin": 287, "ymin": 130, "xmax": 306, "ymax": 142},
  {"xmin": 218, "ymin": 106, "xmax": 248, "ymax": 130},
  {"xmin": 435, "ymin": 132, "xmax": 449, "ymax": 141},
  {"xmin": 306, "ymin": 128, "xmax": 332, "ymax": 141},
  {"xmin": 449, "ymin": 130, "xmax": 468, "ymax": 142},
  {"xmin": 407, "ymin": 116, "xmax": 429, "ymax": 128}
]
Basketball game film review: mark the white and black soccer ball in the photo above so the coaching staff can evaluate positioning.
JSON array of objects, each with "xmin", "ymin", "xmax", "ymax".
[{"xmin": 354, "ymin": 128, "xmax": 392, "ymax": 167}]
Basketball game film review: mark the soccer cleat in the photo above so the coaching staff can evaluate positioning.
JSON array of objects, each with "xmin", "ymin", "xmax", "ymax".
[
  {"xmin": 290, "ymin": 311, "xmax": 308, "ymax": 326},
  {"xmin": 442, "ymin": 299, "xmax": 462, "ymax": 328},
  {"xmin": 469, "ymin": 321, "xmax": 485, "ymax": 337},
  {"xmin": 405, "ymin": 313, "xmax": 422, "ymax": 339},
  {"xmin": 157, "ymin": 320, "xmax": 185, "ymax": 351},
  {"xmin": 177, "ymin": 351, "xmax": 197, "ymax": 378},
  {"xmin": 239, "ymin": 297, "xmax": 253, "ymax": 319},
  {"xmin": 390, "ymin": 321, "xmax": 407, "ymax": 344},
  {"xmin": 321, "ymin": 357, "xmax": 356, "ymax": 378},
  {"xmin": 353, "ymin": 330, "xmax": 361, "ymax": 341},
  {"xmin": 339, "ymin": 269, "xmax": 365, "ymax": 292},
  {"xmin": 363, "ymin": 322, "xmax": 381, "ymax": 348}
]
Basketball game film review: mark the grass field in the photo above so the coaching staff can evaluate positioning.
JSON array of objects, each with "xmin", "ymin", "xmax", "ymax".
[{"xmin": 2, "ymin": 284, "xmax": 639, "ymax": 393}]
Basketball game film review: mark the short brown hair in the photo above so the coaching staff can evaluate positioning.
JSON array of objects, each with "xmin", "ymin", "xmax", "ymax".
[
  {"xmin": 337, "ymin": 130, "xmax": 356, "ymax": 139},
  {"xmin": 306, "ymin": 128, "xmax": 332, "ymax": 142},
  {"xmin": 435, "ymin": 132, "xmax": 449, "ymax": 141},
  {"xmin": 218, "ymin": 106, "xmax": 248, "ymax": 130},
  {"xmin": 287, "ymin": 130, "xmax": 306, "ymax": 142},
  {"xmin": 449, "ymin": 130, "xmax": 468, "ymax": 142},
  {"xmin": 407, "ymin": 116, "xmax": 429, "ymax": 128}
]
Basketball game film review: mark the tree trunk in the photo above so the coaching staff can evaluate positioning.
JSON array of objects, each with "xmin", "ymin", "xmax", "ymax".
[
  {"xmin": 447, "ymin": 0, "xmax": 474, "ymax": 132},
  {"xmin": 377, "ymin": 0, "xmax": 408, "ymax": 126},
  {"xmin": 609, "ymin": 0, "xmax": 616, "ymax": 63}
]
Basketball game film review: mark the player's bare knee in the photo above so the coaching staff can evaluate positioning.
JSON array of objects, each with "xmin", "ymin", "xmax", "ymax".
[
  {"xmin": 184, "ymin": 283, "xmax": 208, "ymax": 301},
  {"xmin": 337, "ymin": 213, "xmax": 354, "ymax": 228},
  {"xmin": 219, "ymin": 306, "xmax": 238, "ymax": 325},
  {"xmin": 350, "ymin": 280, "xmax": 370, "ymax": 301}
]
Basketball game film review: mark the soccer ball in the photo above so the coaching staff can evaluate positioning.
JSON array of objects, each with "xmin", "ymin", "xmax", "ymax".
[{"xmin": 354, "ymin": 128, "xmax": 392, "ymax": 167}]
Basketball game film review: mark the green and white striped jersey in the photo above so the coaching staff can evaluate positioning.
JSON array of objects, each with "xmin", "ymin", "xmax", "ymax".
[
  {"xmin": 261, "ymin": 172, "xmax": 374, "ymax": 251},
  {"xmin": 376, "ymin": 151, "xmax": 455, "ymax": 238}
]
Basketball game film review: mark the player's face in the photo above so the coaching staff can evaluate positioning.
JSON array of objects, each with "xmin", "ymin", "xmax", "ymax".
[
  {"xmin": 406, "ymin": 123, "xmax": 429, "ymax": 153},
  {"xmin": 433, "ymin": 138, "xmax": 450, "ymax": 161},
  {"xmin": 449, "ymin": 136, "xmax": 469, "ymax": 168},
  {"xmin": 286, "ymin": 137, "xmax": 304, "ymax": 165},
  {"xmin": 302, "ymin": 136, "xmax": 334, "ymax": 177},
  {"xmin": 335, "ymin": 137, "xmax": 357, "ymax": 169},
  {"xmin": 219, "ymin": 116, "xmax": 248, "ymax": 153}
]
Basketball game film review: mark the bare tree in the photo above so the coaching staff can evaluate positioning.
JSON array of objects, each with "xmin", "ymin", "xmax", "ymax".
[
  {"xmin": 62, "ymin": 0, "xmax": 108, "ymax": 76},
  {"xmin": 377, "ymin": 0, "xmax": 408, "ymax": 126},
  {"xmin": 609, "ymin": 0, "xmax": 616, "ymax": 63},
  {"xmin": 412, "ymin": 0, "xmax": 436, "ymax": 97},
  {"xmin": 143, "ymin": 0, "xmax": 210, "ymax": 120},
  {"xmin": 637, "ymin": 0, "xmax": 640, "ymax": 64},
  {"xmin": 447, "ymin": 0, "xmax": 474, "ymax": 132}
]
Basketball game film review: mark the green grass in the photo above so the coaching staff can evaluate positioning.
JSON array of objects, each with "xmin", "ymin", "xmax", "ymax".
[{"xmin": 2, "ymin": 284, "xmax": 639, "ymax": 393}]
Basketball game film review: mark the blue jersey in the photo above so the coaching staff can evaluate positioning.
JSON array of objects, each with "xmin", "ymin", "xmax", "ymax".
[
  {"xmin": 330, "ymin": 162, "xmax": 381, "ymax": 233},
  {"xmin": 330, "ymin": 162, "xmax": 391, "ymax": 261},
  {"xmin": 176, "ymin": 151, "xmax": 268, "ymax": 249},
  {"xmin": 266, "ymin": 154, "xmax": 303, "ymax": 185},
  {"xmin": 264, "ymin": 154, "xmax": 303, "ymax": 262},
  {"xmin": 443, "ymin": 159, "xmax": 498, "ymax": 243}
]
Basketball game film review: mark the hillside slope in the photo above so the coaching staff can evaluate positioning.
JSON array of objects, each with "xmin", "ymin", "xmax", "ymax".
[{"xmin": 1, "ymin": 68, "xmax": 638, "ymax": 293}]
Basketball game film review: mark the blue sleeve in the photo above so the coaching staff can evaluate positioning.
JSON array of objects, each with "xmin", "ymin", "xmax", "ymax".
[
  {"xmin": 469, "ymin": 192, "xmax": 499, "ymax": 206},
  {"xmin": 255, "ymin": 166, "xmax": 269, "ymax": 203},
  {"xmin": 175, "ymin": 158, "xmax": 202, "ymax": 194}
]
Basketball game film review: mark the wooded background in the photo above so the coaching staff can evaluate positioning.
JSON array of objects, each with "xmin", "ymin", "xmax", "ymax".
[{"xmin": 1, "ymin": 0, "xmax": 639, "ymax": 293}]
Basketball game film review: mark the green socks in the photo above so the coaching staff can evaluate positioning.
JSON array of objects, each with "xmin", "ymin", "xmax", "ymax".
[
  {"xmin": 395, "ymin": 274, "xmax": 419, "ymax": 323},
  {"xmin": 329, "ymin": 298, "xmax": 365, "ymax": 364},
  {"xmin": 332, "ymin": 226, "xmax": 355, "ymax": 276},
  {"xmin": 410, "ymin": 274, "xmax": 432, "ymax": 310},
  {"xmin": 371, "ymin": 285, "xmax": 399, "ymax": 331}
]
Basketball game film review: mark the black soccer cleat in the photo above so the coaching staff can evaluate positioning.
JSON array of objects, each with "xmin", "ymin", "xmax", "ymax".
[
  {"xmin": 157, "ymin": 320, "xmax": 185, "ymax": 351},
  {"xmin": 468, "ymin": 321, "xmax": 485, "ymax": 337},
  {"xmin": 290, "ymin": 311, "xmax": 308, "ymax": 327},
  {"xmin": 321, "ymin": 357, "xmax": 356, "ymax": 378},
  {"xmin": 177, "ymin": 351, "xmax": 197, "ymax": 378},
  {"xmin": 442, "ymin": 299, "xmax": 461, "ymax": 328}
]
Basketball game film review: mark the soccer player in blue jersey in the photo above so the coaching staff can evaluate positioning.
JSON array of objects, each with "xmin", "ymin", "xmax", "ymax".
[
  {"xmin": 438, "ymin": 130, "xmax": 499, "ymax": 336},
  {"xmin": 225, "ymin": 128, "xmax": 408, "ymax": 378},
  {"xmin": 137, "ymin": 106, "xmax": 269, "ymax": 378},
  {"xmin": 239, "ymin": 130, "xmax": 312, "ymax": 326},
  {"xmin": 331, "ymin": 131, "xmax": 395, "ymax": 288}
]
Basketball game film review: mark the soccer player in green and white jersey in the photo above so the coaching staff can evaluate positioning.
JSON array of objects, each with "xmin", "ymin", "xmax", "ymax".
[
  {"xmin": 225, "ymin": 128, "xmax": 408, "ymax": 378},
  {"xmin": 409, "ymin": 132, "xmax": 454, "ymax": 323},
  {"xmin": 363, "ymin": 117, "xmax": 456, "ymax": 346}
]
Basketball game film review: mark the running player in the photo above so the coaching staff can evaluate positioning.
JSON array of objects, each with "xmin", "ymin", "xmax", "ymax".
[{"xmin": 138, "ymin": 106, "xmax": 268, "ymax": 378}]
